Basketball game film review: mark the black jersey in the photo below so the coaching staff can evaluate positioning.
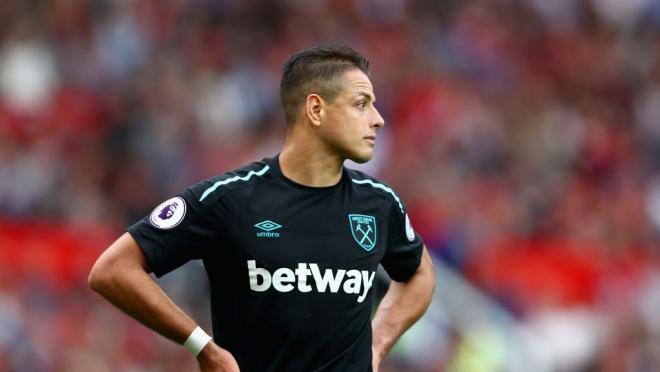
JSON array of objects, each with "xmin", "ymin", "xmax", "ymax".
[{"xmin": 127, "ymin": 155, "xmax": 423, "ymax": 372}]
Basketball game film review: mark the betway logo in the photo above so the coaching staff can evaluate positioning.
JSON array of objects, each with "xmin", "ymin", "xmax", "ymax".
[{"xmin": 247, "ymin": 260, "xmax": 375, "ymax": 303}]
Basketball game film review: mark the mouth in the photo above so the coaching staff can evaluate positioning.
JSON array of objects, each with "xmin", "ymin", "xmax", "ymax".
[{"xmin": 363, "ymin": 135, "xmax": 376, "ymax": 145}]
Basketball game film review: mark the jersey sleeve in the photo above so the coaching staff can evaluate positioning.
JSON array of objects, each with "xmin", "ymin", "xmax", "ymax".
[
  {"xmin": 381, "ymin": 203, "xmax": 424, "ymax": 282},
  {"xmin": 127, "ymin": 182, "xmax": 228, "ymax": 277}
]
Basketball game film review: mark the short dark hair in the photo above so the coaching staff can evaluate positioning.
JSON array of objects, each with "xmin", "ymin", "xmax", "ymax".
[{"xmin": 280, "ymin": 45, "xmax": 370, "ymax": 125}]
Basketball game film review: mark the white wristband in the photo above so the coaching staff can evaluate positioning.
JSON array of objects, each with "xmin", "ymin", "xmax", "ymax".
[{"xmin": 183, "ymin": 326, "xmax": 212, "ymax": 356}]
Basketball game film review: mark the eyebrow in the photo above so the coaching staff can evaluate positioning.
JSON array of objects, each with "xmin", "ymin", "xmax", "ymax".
[{"xmin": 355, "ymin": 91, "xmax": 376, "ymax": 103}]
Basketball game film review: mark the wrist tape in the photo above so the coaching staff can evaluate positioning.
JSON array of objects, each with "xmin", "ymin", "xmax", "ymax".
[{"xmin": 184, "ymin": 326, "xmax": 212, "ymax": 356}]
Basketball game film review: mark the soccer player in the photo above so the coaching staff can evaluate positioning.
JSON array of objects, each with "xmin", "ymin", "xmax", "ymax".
[{"xmin": 89, "ymin": 45, "xmax": 435, "ymax": 372}]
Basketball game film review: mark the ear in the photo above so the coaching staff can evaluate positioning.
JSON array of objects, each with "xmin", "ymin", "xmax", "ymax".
[{"xmin": 304, "ymin": 94, "xmax": 324, "ymax": 127}]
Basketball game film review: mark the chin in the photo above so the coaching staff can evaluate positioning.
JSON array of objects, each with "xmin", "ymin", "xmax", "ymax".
[{"xmin": 347, "ymin": 151, "xmax": 373, "ymax": 164}]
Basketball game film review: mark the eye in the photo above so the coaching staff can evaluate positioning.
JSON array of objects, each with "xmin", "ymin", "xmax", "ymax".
[{"xmin": 357, "ymin": 101, "xmax": 367, "ymax": 109}]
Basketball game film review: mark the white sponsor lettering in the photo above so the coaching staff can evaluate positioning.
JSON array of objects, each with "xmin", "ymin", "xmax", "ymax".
[
  {"xmin": 295, "ymin": 263, "xmax": 313, "ymax": 292},
  {"xmin": 247, "ymin": 260, "xmax": 375, "ymax": 303},
  {"xmin": 248, "ymin": 260, "xmax": 271, "ymax": 291},
  {"xmin": 272, "ymin": 268, "xmax": 295, "ymax": 292},
  {"xmin": 358, "ymin": 270, "xmax": 376, "ymax": 303},
  {"xmin": 343, "ymin": 270, "xmax": 361, "ymax": 294},
  {"xmin": 310, "ymin": 264, "xmax": 345, "ymax": 293}
]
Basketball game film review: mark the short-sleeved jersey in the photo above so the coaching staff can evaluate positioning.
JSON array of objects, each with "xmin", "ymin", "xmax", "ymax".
[{"xmin": 127, "ymin": 155, "xmax": 423, "ymax": 372}]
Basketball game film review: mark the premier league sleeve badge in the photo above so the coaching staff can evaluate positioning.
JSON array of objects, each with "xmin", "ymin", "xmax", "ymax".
[{"xmin": 149, "ymin": 197, "xmax": 187, "ymax": 229}]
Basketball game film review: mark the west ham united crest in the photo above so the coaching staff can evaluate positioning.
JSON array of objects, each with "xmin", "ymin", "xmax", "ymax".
[{"xmin": 348, "ymin": 214, "xmax": 377, "ymax": 251}]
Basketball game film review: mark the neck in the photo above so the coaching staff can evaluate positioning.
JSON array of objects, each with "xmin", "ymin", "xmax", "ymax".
[{"xmin": 279, "ymin": 128, "xmax": 344, "ymax": 187}]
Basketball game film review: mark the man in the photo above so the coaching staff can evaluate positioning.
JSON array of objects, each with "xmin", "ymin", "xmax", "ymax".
[{"xmin": 89, "ymin": 45, "xmax": 435, "ymax": 372}]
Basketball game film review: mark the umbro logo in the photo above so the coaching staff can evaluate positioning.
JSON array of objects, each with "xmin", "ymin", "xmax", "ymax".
[{"xmin": 254, "ymin": 220, "xmax": 282, "ymax": 238}]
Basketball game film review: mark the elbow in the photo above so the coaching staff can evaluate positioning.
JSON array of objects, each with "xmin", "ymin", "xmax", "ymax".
[
  {"xmin": 428, "ymin": 260, "xmax": 437, "ymax": 291},
  {"xmin": 421, "ymin": 251, "xmax": 436, "ymax": 299},
  {"xmin": 424, "ymin": 265, "xmax": 436, "ymax": 303},
  {"xmin": 88, "ymin": 233, "xmax": 147, "ymax": 294},
  {"xmin": 428, "ymin": 270, "xmax": 436, "ymax": 301},
  {"xmin": 88, "ymin": 262, "xmax": 105, "ymax": 293},
  {"xmin": 88, "ymin": 257, "xmax": 115, "ymax": 294}
]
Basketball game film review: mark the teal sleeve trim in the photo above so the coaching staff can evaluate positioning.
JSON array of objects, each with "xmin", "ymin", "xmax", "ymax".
[
  {"xmin": 351, "ymin": 178, "xmax": 404, "ymax": 214},
  {"xmin": 199, "ymin": 165, "xmax": 270, "ymax": 202}
]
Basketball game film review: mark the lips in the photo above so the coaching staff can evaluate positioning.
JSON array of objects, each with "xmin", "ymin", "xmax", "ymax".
[{"xmin": 363, "ymin": 135, "xmax": 376, "ymax": 144}]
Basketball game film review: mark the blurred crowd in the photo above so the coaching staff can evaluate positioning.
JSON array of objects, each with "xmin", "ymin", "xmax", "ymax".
[{"xmin": 2, "ymin": 0, "xmax": 660, "ymax": 370}]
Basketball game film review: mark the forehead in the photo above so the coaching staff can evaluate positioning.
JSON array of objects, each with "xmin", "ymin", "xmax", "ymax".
[{"xmin": 338, "ymin": 69, "xmax": 374, "ymax": 95}]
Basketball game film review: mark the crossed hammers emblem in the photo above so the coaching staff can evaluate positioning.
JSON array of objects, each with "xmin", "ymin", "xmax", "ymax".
[{"xmin": 355, "ymin": 223, "xmax": 374, "ymax": 247}]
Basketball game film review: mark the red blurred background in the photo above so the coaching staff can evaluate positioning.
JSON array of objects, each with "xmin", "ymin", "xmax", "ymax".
[{"xmin": 2, "ymin": 0, "xmax": 660, "ymax": 371}]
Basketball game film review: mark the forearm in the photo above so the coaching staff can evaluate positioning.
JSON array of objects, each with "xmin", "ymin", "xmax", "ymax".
[
  {"xmin": 371, "ymin": 247, "xmax": 435, "ymax": 360},
  {"xmin": 89, "ymin": 233, "xmax": 198, "ymax": 344},
  {"xmin": 93, "ymin": 265, "xmax": 197, "ymax": 343},
  {"xmin": 90, "ymin": 233, "xmax": 241, "ymax": 371}
]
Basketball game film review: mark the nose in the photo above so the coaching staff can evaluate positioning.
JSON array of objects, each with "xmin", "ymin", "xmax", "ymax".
[{"xmin": 372, "ymin": 107, "xmax": 385, "ymax": 129}]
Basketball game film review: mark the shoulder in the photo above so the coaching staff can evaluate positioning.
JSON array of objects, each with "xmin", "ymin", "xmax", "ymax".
[
  {"xmin": 345, "ymin": 167, "xmax": 406, "ymax": 215},
  {"xmin": 191, "ymin": 157, "xmax": 276, "ymax": 205}
]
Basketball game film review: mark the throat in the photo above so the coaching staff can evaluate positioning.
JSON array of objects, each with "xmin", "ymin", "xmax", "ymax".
[{"xmin": 279, "ymin": 149, "xmax": 343, "ymax": 187}]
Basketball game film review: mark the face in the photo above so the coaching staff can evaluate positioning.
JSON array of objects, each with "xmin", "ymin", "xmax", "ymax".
[{"xmin": 319, "ymin": 69, "xmax": 385, "ymax": 163}]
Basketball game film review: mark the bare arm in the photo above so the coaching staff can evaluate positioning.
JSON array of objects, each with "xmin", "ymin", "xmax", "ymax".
[
  {"xmin": 371, "ymin": 246, "xmax": 436, "ymax": 371},
  {"xmin": 88, "ymin": 232, "xmax": 239, "ymax": 371}
]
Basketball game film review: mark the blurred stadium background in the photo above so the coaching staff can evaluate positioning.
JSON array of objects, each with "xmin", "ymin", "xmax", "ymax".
[{"xmin": 2, "ymin": 0, "xmax": 660, "ymax": 371}]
